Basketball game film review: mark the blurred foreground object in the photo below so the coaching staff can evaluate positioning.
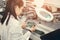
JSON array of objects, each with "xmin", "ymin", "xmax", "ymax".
[
  {"xmin": 42, "ymin": 3, "xmax": 57, "ymax": 12},
  {"xmin": 40, "ymin": 29, "xmax": 60, "ymax": 40}
]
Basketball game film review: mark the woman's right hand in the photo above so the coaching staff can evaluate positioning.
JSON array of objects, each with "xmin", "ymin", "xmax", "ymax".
[{"xmin": 30, "ymin": 25, "xmax": 36, "ymax": 32}]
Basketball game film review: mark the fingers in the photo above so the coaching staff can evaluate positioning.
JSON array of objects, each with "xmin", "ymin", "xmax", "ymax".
[{"xmin": 30, "ymin": 25, "xmax": 36, "ymax": 32}]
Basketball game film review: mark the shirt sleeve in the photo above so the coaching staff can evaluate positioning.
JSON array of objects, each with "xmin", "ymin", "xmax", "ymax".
[
  {"xmin": 22, "ymin": 31, "xmax": 31, "ymax": 40},
  {"xmin": 8, "ymin": 16, "xmax": 32, "ymax": 40},
  {"xmin": 9, "ymin": 30, "xmax": 31, "ymax": 40},
  {"xmin": 8, "ymin": 22, "xmax": 31, "ymax": 40}
]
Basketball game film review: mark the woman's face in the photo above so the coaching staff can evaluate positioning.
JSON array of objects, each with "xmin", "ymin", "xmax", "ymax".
[{"xmin": 15, "ymin": 5, "xmax": 23, "ymax": 16}]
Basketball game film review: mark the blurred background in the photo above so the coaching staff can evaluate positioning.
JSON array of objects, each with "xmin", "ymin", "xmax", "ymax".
[{"xmin": 0, "ymin": 0, "xmax": 60, "ymax": 40}]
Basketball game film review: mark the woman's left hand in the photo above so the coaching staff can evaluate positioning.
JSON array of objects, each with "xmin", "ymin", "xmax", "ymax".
[{"xmin": 21, "ymin": 22, "xmax": 27, "ymax": 29}]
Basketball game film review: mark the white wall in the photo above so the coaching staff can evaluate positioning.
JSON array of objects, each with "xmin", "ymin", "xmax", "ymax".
[{"xmin": 45, "ymin": 0, "xmax": 60, "ymax": 8}]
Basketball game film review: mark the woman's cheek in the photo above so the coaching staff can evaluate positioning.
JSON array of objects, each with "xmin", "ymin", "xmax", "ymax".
[{"xmin": 15, "ymin": 6, "xmax": 22, "ymax": 16}]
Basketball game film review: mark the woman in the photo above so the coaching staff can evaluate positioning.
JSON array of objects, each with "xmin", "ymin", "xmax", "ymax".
[{"xmin": 1, "ymin": 0, "xmax": 36, "ymax": 40}]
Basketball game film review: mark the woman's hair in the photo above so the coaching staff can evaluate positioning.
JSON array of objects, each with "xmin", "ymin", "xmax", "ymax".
[{"xmin": 1, "ymin": 0, "xmax": 24, "ymax": 25}]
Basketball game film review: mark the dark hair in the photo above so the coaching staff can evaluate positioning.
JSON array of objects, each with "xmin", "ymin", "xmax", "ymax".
[{"xmin": 1, "ymin": 0, "xmax": 24, "ymax": 25}]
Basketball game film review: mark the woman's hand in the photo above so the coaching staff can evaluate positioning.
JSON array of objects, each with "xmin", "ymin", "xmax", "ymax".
[{"xmin": 21, "ymin": 22, "xmax": 27, "ymax": 29}]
